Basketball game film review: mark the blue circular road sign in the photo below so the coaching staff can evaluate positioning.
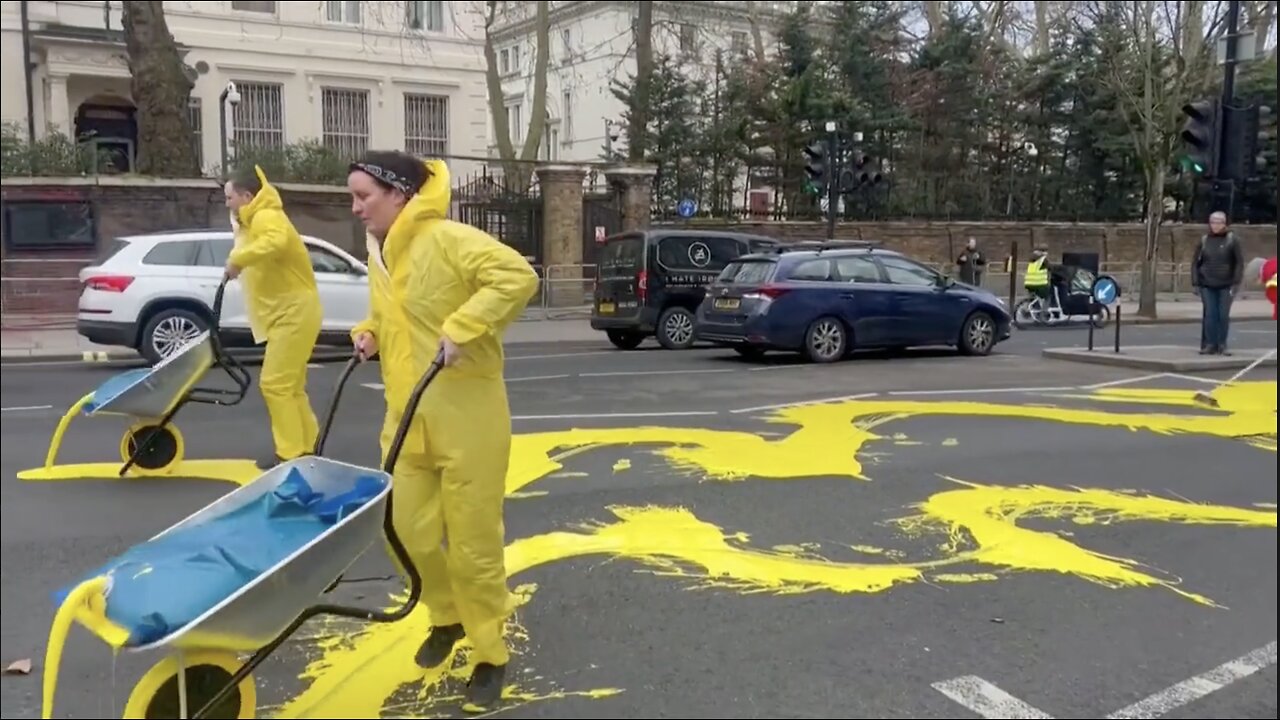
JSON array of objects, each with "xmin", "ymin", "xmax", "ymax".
[
  {"xmin": 1092, "ymin": 275, "xmax": 1120, "ymax": 305},
  {"xmin": 677, "ymin": 198, "xmax": 697, "ymax": 218}
]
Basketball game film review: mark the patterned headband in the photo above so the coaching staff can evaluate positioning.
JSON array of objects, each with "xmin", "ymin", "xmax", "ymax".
[{"xmin": 350, "ymin": 162, "xmax": 415, "ymax": 195}]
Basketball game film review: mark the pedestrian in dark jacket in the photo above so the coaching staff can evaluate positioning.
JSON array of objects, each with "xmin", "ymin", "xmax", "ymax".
[
  {"xmin": 1192, "ymin": 211, "xmax": 1244, "ymax": 355},
  {"xmin": 956, "ymin": 237, "xmax": 986, "ymax": 286}
]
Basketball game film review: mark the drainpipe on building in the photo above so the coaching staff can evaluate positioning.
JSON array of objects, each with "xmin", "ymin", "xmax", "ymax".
[{"xmin": 21, "ymin": 0, "xmax": 36, "ymax": 144}]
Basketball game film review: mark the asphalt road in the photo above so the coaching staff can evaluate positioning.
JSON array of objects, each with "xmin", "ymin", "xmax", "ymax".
[{"xmin": 1, "ymin": 320, "xmax": 1276, "ymax": 719}]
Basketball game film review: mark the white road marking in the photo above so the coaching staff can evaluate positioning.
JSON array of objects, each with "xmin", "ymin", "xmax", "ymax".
[
  {"xmin": 1083, "ymin": 373, "xmax": 1167, "ymax": 389},
  {"xmin": 506, "ymin": 374, "xmax": 572, "ymax": 383},
  {"xmin": 1, "ymin": 404, "xmax": 53, "ymax": 412},
  {"xmin": 730, "ymin": 393, "xmax": 879, "ymax": 415},
  {"xmin": 578, "ymin": 368, "xmax": 734, "ymax": 378},
  {"xmin": 1158, "ymin": 373, "xmax": 1238, "ymax": 386},
  {"xmin": 512, "ymin": 410, "xmax": 719, "ymax": 421},
  {"xmin": 931, "ymin": 676, "xmax": 1053, "ymax": 719},
  {"xmin": 307, "ymin": 363, "xmax": 323, "ymax": 369},
  {"xmin": 505, "ymin": 350, "xmax": 618, "ymax": 361},
  {"xmin": 1104, "ymin": 641, "xmax": 1277, "ymax": 719},
  {"xmin": 360, "ymin": 382, "xmax": 384, "ymax": 390},
  {"xmin": 887, "ymin": 386, "xmax": 1077, "ymax": 396}
]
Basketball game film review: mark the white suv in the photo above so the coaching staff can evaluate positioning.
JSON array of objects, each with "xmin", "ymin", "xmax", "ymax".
[{"xmin": 77, "ymin": 229, "xmax": 370, "ymax": 365}]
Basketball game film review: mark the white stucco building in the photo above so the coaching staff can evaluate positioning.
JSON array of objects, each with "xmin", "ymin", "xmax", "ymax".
[
  {"xmin": 0, "ymin": 0, "xmax": 490, "ymax": 176},
  {"xmin": 488, "ymin": 0, "xmax": 788, "ymax": 166}
]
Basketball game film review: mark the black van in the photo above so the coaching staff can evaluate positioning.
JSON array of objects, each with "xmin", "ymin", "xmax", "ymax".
[{"xmin": 591, "ymin": 229, "xmax": 780, "ymax": 350}]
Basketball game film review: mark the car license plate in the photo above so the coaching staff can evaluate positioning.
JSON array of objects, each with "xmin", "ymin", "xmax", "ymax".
[
  {"xmin": 599, "ymin": 302, "xmax": 616, "ymax": 314},
  {"xmin": 714, "ymin": 298, "xmax": 740, "ymax": 310}
]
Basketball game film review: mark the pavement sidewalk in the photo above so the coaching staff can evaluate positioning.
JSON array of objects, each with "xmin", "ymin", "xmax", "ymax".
[
  {"xmin": 0, "ymin": 315, "xmax": 604, "ymax": 364},
  {"xmin": 3, "ymin": 298, "xmax": 1273, "ymax": 364}
]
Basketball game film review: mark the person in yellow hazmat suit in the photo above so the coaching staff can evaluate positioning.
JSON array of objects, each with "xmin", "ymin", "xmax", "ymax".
[
  {"xmin": 223, "ymin": 165, "xmax": 324, "ymax": 470},
  {"xmin": 345, "ymin": 151, "xmax": 539, "ymax": 712}
]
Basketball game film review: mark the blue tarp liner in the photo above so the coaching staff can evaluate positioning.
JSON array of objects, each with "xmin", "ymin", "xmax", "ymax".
[
  {"xmin": 52, "ymin": 467, "xmax": 387, "ymax": 647},
  {"xmin": 85, "ymin": 368, "xmax": 154, "ymax": 413}
]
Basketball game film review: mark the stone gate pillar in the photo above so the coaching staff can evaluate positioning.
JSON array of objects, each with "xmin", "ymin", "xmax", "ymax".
[
  {"xmin": 604, "ymin": 164, "xmax": 657, "ymax": 232},
  {"xmin": 535, "ymin": 163, "xmax": 588, "ymax": 308}
]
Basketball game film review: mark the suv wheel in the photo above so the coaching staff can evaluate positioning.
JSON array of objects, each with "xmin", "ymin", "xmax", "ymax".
[
  {"xmin": 606, "ymin": 330, "xmax": 645, "ymax": 350},
  {"xmin": 803, "ymin": 316, "xmax": 847, "ymax": 363},
  {"xmin": 958, "ymin": 311, "xmax": 996, "ymax": 356},
  {"xmin": 657, "ymin": 307, "xmax": 696, "ymax": 350},
  {"xmin": 141, "ymin": 308, "xmax": 209, "ymax": 365}
]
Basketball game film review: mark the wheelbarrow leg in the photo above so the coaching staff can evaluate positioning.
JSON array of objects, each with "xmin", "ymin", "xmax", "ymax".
[
  {"xmin": 119, "ymin": 401, "xmax": 185, "ymax": 477},
  {"xmin": 177, "ymin": 652, "xmax": 189, "ymax": 720}
]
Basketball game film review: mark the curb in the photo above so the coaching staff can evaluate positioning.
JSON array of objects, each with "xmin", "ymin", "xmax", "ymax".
[
  {"xmin": 1042, "ymin": 347, "xmax": 1279, "ymax": 372},
  {"xmin": 1118, "ymin": 313, "xmax": 1274, "ymax": 326},
  {"xmin": 0, "ymin": 348, "xmax": 358, "ymax": 367}
]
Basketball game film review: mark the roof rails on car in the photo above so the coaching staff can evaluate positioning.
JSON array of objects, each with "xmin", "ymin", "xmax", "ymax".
[{"xmin": 772, "ymin": 240, "xmax": 883, "ymax": 254}]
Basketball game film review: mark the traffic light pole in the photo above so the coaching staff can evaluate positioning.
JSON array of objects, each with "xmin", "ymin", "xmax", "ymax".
[
  {"xmin": 1219, "ymin": 0, "xmax": 1241, "ymax": 216},
  {"xmin": 826, "ymin": 124, "xmax": 838, "ymax": 240},
  {"xmin": 1221, "ymin": 0, "xmax": 1240, "ymax": 111}
]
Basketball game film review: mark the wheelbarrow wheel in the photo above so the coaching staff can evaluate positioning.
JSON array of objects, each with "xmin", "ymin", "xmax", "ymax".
[
  {"xmin": 124, "ymin": 651, "xmax": 256, "ymax": 719},
  {"xmin": 119, "ymin": 422, "xmax": 185, "ymax": 476}
]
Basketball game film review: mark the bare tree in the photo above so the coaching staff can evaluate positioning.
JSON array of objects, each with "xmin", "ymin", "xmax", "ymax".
[
  {"xmin": 1080, "ymin": 0, "xmax": 1218, "ymax": 318},
  {"xmin": 121, "ymin": 0, "xmax": 199, "ymax": 176},
  {"xmin": 482, "ymin": 0, "xmax": 550, "ymax": 191},
  {"xmin": 628, "ymin": 1, "xmax": 655, "ymax": 162}
]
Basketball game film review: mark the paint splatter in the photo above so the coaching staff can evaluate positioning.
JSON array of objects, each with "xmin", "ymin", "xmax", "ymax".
[{"xmin": 612, "ymin": 459, "xmax": 632, "ymax": 473}]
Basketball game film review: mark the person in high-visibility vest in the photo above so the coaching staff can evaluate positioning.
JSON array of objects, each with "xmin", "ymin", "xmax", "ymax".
[{"xmin": 1024, "ymin": 249, "xmax": 1052, "ymax": 306}]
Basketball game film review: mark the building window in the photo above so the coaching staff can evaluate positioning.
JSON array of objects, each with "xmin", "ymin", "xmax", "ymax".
[
  {"xmin": 187, "ymin": 98, "xmax": 203, "ymax": 169},
  {"xmin": 2, "ymin": 201, "xmax": 96, "ymax": 250},
  {"xmin": 506, "ymin": 103, "xmax": 522, "ymax": 144},
  {"xmin": 231, "ymin": 0, "xmax": 275, "ymax": 12},
  {"xmin": 542, "ymin": 125, "xmax": 559, "ymax": 161},
  {"xmin": 404, "ymin": 93, "xmax": 449, "ymax": 158},
  {"xmin": 232, "ymin": 81, "xmax": 285, "ymax": 151},
  {"xmin": 561, "ymin": 27, "xmax": 572, "ymax": 64},
  {"xmin": 562, "ymin": 90, "xmax": 573, "ymax": 141},
  {"xmin": 325, "ymin": 0, "xmax": 361, "ymax": 24},
  {"xmin": 731, "ymin": 31, "xmax": 747, "ymax": 54},
  {"xmin": 679, "ymin": 23, "xmax": 697, "ymax": 54},
  {"xmin": 500, "ymin": 44, "xmax": 520, "ymax": 75},
  {"xmin": 321, "ymin": 87, "xmax": 370, "ymax": 160},
  {"xmin": 406, "ymin": 1, "xmax": 444, "ymax": 32}
]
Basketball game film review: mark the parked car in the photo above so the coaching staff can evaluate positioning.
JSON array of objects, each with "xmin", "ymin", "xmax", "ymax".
[
  {"xmin": 76, "ymin": 229, "xmax": 370, "ymax": 365},
  {"xmin": 693, "ymin": 241, "xmax": 1012, "ymax": 362},
  {"xmin": 591, "ymin": 229, "xmax": 780, "ymax": 350}
]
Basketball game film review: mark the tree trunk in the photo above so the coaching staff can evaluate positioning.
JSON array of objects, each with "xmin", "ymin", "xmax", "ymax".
[
  {"xmin": 1138, "ymin": 163, "xmax": 1166, "ymax": 318},
  {"xmin": 628, "ymin": 0, "xmax": 654, "ymax": 162},
  {"xmin": 482, "ymin": 0, "xmax": 549, "ymax": 192},
  {"xmin": 121, "ymin": 1, "xmax": 198, "ymax": 177}
]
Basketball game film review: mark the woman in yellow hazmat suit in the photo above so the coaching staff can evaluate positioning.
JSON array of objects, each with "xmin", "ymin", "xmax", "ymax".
[
  {"xmin": 224, "ymin": 165, "xmax": 323, "ymax": 470},
  {"xmin": 346, "ymin": 151, "xmax": 539, "ymax": 712}
]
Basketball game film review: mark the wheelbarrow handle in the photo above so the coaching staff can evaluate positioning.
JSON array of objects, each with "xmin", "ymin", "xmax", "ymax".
[
  {"xmin": 191, "ymin": 347, "xmax": 446, "ymax": 720},
  {"xmin": 191, "ymin": 276, "xmax": 251, "ymax": 403}
]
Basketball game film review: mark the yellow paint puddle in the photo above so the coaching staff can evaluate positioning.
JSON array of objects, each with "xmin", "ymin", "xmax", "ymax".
[{"xmin": 23, "ymin": 380, "xmax": 1277, "ymax": 717}]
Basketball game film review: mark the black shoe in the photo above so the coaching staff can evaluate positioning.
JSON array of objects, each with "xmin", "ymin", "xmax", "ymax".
[
  {"xmin": 1220, "ymin": 348, "xmax": 1233, "ymax": 356},
  {"xmin": 463, "ymin": 662, "xmax": 506, "ymax": 713},
  {"xmin": 1200, "ymin": 347, "xmax": 1213, "ymax": 355},
  {"xmin": 414, "ymin": 624, "xmax": 465, "ymax": 669}
]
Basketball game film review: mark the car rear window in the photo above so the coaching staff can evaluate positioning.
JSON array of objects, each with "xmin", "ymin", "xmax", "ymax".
[
  {"xmin": 719, "ymin": 260, "xmax": 776, "ymax": 284},
  {"xmin": 96, "ymin": 238, "xmax": 131, "ymax": 264},
  {"xmin": 598, "ymin": 236, "xmax": 643, "ymax": 278}
]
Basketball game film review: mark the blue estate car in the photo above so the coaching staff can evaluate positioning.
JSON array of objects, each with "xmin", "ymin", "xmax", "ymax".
[{"xmin": 692, "ymin": 242, "xmax": 1013, "ymax": 362}]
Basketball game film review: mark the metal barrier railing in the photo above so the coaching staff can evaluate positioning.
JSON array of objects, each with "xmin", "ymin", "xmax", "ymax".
[{"xmin": 540, "ymin": 264, "xmax": 596, "ymax": 319}]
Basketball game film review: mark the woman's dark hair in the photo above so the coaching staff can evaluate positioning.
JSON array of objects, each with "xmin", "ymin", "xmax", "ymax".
[
  {"xmin": 228, "ymin": 166, "xmax": 263, "ymax": 196},
  {"xmin": 349, "ymin": 150, "xmax": 430, "ymax": 196}
]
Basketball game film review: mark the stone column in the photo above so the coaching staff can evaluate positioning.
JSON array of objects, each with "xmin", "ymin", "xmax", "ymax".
[
  {"xmin": 47, "ymin": 75, "xmax": 71, "ymax": 137},
  {"xmin": 604, "ymin": 164, "xmax": 657, "ymax": 232},
  {"xmin": 535, "ymin": 163, "xmax": 588, "ymax": 308}
]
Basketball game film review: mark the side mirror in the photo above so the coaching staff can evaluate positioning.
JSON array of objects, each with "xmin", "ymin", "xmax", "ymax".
[{"xmin": 936, "ymin": 274, "xmax": 955, "ymax": 290}]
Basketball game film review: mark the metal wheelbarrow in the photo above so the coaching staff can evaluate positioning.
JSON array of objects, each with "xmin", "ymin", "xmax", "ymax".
[
  {"xmin": 31, "ymin": 278, "xmax": 252, "ymax": 478},
  {"xmin": 40, "ymin": 348, "xmax": 443, "ymax": 719}
]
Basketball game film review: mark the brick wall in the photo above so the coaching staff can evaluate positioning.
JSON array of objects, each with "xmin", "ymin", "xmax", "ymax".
[
  {"xmin": 2, "ymin": 176, "xmax": 361, "ymax": 315},
  {"xmin": 653, "ymin": 219, "xmax": 1279, "ymax": 267},
  {"xmin": 3, "ymin": 176, "xmax": 1277, "ymax": 316}
]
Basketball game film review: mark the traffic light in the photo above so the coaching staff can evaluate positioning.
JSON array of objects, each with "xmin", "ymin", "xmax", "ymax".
[
  {"xmin": 803, "ymin": 140, "xmax": 828, "ymax": 193},
  {"xmin": 1248, "ymin": 104, "xmax": 1275, "ymax": 176},
  {"xmin": 852, "ymin": 151, "xmax": 883, "ymax": 188},
  {"xmin": 1179, "ymin": 98, "xmax": 1220, "ymax": 177}
]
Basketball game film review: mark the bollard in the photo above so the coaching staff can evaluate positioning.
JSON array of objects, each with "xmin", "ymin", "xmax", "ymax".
[
  {"xmin": 1114, "ymin": 304, "xmax": 1122, "ymax": 353},
  {"xmin": 1087, "ymin": 302, "xmax": 1096, "ymax": 352}
]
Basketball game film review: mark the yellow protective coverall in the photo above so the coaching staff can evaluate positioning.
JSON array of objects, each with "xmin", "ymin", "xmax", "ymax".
[
  {"xmin": 352, "ymin": 159, "xmax": 539, "ymax": 668},
  {"xmin": 229, "ymin": 166, "xmax": 323, "ymax": 461}
]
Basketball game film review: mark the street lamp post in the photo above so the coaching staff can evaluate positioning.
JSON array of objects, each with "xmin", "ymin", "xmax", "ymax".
[{"xmin": 219, "ymin": 81, "xmax": 241, "ymax": 179}]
